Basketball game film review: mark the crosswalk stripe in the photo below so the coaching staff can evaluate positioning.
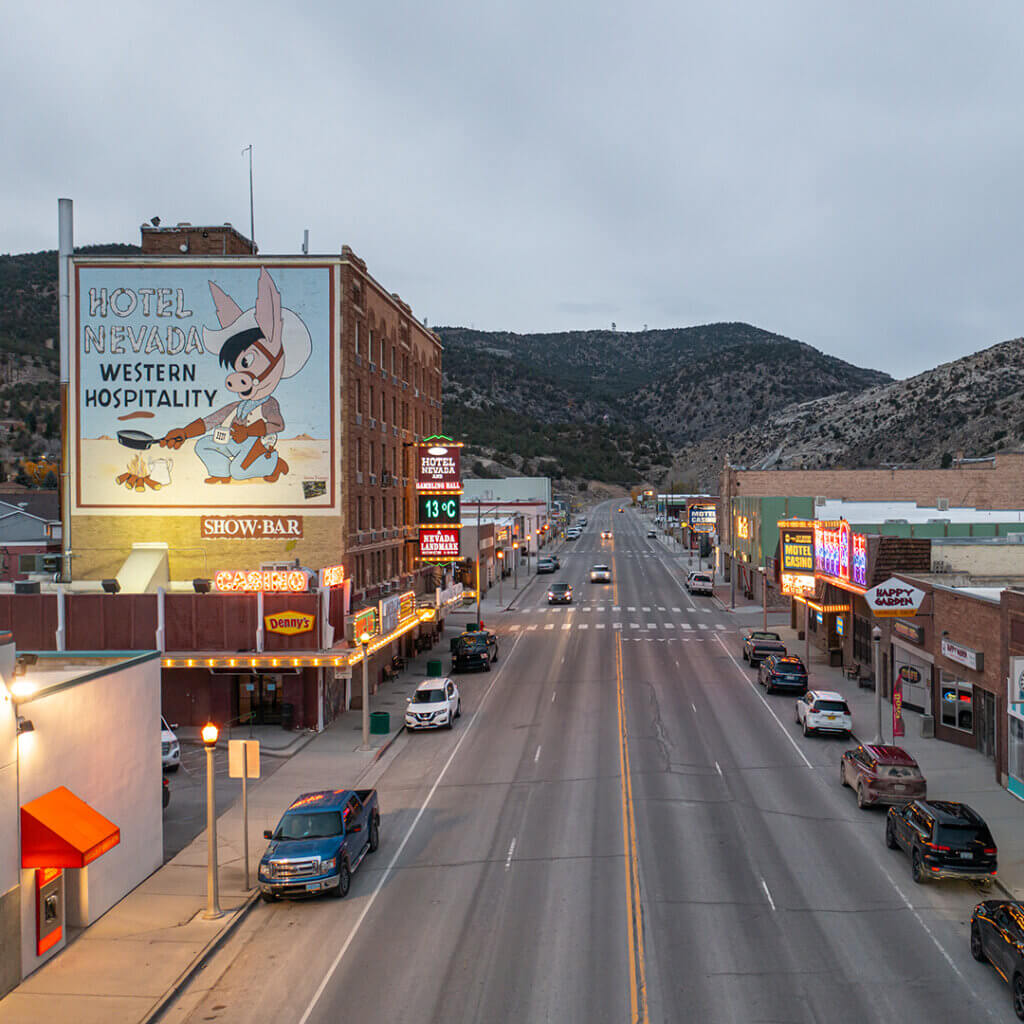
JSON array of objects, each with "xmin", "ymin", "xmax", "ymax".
[
  {"xmin": 698, "ymin": 623, "xmax": 708, "ymax": 630},
  {"xmin": 682, "ymin": 623, "xmax": 693, "ymax": 630},
  {"xmin": 642, "ymin": 606, "xmax": 651, "ymax": 611},
  {"xmin": 527, "ymin": 624, "xmax": 538, "ymax": 631},
  {"xmin": 657, "ymin": 606, "xmax": 666, "ymax": 611},
  {"xmin": 630, "ymin": 623, "xmax": 640, "ymax": 629},
  {"xmin": 579, "ymin": 623, "xmax": 589, "ymax": 630},
  {"xmin": 562, "ymin": 623, "xmax": 571, "ymax": 631},
  {"xmin": 715, "ymin": 623, "xmax": 727, "ymax": 630},
  {"xmin": 509, "ymin": 624, "xmax": 521, "ymax": 631},
  {"xmin": 614, "ymin": 623, "xmax": 622, "ymax": 630},
  {"xmin": 647, "ymin": 622, "xmax": 656, "ymax": 629},
  {"xmin": 544, "ymin": 624, "xmax": 554, "ymax": 631},
  {"xmin": 665, "ymin": 622, "xmax": 675, "ymax": 628},
  {"xmin": 613, "ymin": 606, "xmax": 621, "ymax": 611},
  {"xmin": 627, "ymin": 606, "xmax": 636, "ymax": 612},
  {"xmin": 672, "ymin": 607, "xmax": 681, "ymax": 612},
  {"xmin": 596, "ymin": 623, "xmax": 606, "ymax": 629}
]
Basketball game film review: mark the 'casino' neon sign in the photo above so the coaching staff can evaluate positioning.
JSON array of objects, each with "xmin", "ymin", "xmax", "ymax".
[{"xmin": 214, "ymin": 570, "xmax": 309, "ymax": 593}]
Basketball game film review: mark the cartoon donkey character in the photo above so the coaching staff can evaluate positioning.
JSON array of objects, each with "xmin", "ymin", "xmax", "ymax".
[{"xmin": 160, "ymin": 268, "xmax": 311, "ymax": 483}]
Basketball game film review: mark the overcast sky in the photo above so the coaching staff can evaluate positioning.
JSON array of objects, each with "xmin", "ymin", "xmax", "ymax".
[{"xmin": 3, "ymin": 1, "xmax": 1024, "ymax": 379}]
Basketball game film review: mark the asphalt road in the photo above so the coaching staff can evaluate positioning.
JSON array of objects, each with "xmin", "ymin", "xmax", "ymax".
[{"xmin": 172, "ymin": 501, "xmax": 1013, "ymax": 1024}]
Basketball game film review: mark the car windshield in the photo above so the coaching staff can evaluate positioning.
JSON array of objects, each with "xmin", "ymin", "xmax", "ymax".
[
  {"xmin": 275, "ymin": 811, "xmax": 343, "ymax": 840},
  {"xmin": 880, "ymin": 765, "xmax": 919, "ymax": 778},
  {"xmin": 458, "ymin": 637, "xmax": 487, "ymax": 652},
  {"xmin": 814, "ymin": 700, "xmax": 850, "ymax": 713},
  {"xmin": 414, "ymin": 689, "xmax": 446, "ymax": 703},
  {"xmin": 935, "ymin": 824, "xmax": 993, "ymax": 848},
  {"xmin": 592, "ymin": 565, "xmax": 609, "ymax": 572}
]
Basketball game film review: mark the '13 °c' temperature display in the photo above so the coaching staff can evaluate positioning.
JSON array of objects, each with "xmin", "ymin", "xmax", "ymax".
[{"xmin": 417, "ymin": 494, "xmax": 461, "ymax": 526}]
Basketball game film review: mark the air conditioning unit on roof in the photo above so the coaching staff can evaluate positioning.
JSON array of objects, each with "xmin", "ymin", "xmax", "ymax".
[
  {"xmin": 937, "ymin": 498, "xmax": 950, "ymax": 510},
  {"xmin": 815, "ymin": 496, "xmax": 826, "ymax": 506}
]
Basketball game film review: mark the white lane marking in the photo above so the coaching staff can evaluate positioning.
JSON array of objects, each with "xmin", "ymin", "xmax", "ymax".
[
  {"xmin": 642, "ymin": 606, "xmax": 651, "ymax": 612},
  {"xmin": 761, "ymin": 877, "xmax": 776, "ymax": 911},
  {"xmin": 682, "ymin": 623, "xmax": 693, "ymax": 631},
  {"xmin": 582, "ymin": 606, "xmax": 591, "ymax": 613},
  {"xmin": 665, "ymin": 622, "xmax": 675, "ymax": 629},
  {"xmin": 534, "ymin": 744, "xmax": 542, "ymax": 763},
  {"xmin": 647, "ymin": 622, "xmax": 656, "ymax": 629},
  {"xmin": 551, "ymin": 691, "xmax": 556, "ymax": 703},
  {"xmin": 597, "ymin": 623, "xmax": 606, "ymax": 629},
  {"xmin": 698, "ymin": 623, "xmax": 708, "ymax": 631},
  {"xmin": 527, "ymin": 624, "xmax": 538, "ymax": 631},
  {"xmin": 630, "ymin": 623, "xmax": 640, "ymax": 629},
  {"xmin": 580, "ymin": 623, "xmax": 589, "ymax": 630},
  {"xmin": 298, "ymin": 633, "xmax": 524, "ymax": 1024},
  {"xmin": 657, "ymin": 606, "xmax": 666, "ymax": 611},
  {"xmin": 562, "ymin": 623, "xmax": 572, "ymax": 631},
  {"xmin": 672, "ymin": 607, "xmax": 681, "ymax": 612},
  {"xmin": 715, "ymin": 761, "xmax": 723, "ymax": 776},
  {"xmin": 613, "ymin": 605, "xmax": 621, "ymax": 611},
  {"xmin": 544, "ymin": 624, "xmax": 554, "ymax": 631},
  {"xmin": 505, "ymin": 837, "xmax": 517, "ymax": 871},
  {"xmin": 691, "ymin": 702, "xmax": 697, "ymax": 713},
  {"xmin": 715, "ymin": 623, "xmax": 727, "ymax": 630},
  {"xmin": 675, "ymin": 661, "xmax": 680, "ymax": 667},
  {"xmin": 713, "ymin": 635, "xmax": 814, "ymax": 771},
  {"xmin": 509, "ymin": 624, "xmax": 521, "ymax": 631},
  {"xmin": 628, "ymin": 606, "xmax": 636, "ymax": 612}
]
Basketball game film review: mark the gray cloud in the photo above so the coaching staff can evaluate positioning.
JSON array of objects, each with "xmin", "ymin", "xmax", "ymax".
[{"xmin": 3, "ymin": 1, "xmax": 1024, "ymax": 378}]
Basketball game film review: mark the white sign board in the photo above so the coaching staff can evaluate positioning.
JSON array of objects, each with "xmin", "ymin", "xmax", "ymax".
[
  {"xmin": 864, "ymin": 577, "xmax": 926, "ymax": 618},
  {"xmin": 941, "ymin": 638, "xmax": 983, "ymax": 672},
  {"xmin": 228, "ymin": 738, "xmax": 261, "ymax": 779},
  {"xmin": 1009, "ymin": 658, "xmax": 1024, "ymax": 721}
]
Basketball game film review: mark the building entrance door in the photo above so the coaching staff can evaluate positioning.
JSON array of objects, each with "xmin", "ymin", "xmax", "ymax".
[
  {"xmin": 238, "ymin": 674, "xmax": 283, "ymax": 725},
  {"xmin": 978, "ymin": 690, "xmax": 996, "ymax": 760}
]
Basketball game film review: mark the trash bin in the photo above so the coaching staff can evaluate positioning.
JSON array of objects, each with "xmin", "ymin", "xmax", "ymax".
[
  {"xmin": 427, "ymin": 660, "xmax": 443, "ymax": 677},
  {"xmin": 280, "ymin": 702, "xmax": 295, "ymax": 730},
  {"xmin": 370, "ymin": 711, "xmax": 390, "ymax": 734}
]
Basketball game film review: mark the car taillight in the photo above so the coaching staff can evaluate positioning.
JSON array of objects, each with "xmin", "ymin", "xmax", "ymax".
[
  {"xmin": 923, "ymin": 841, "xmax": 951, "ymax": 852},
  {"xmin": 984, "ymin": 847, "xmax": 997, "ymax": 855}
]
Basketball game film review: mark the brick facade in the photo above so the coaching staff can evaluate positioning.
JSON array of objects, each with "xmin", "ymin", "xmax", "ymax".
[
  {"xmin": 140, "ymin": 223, "xmax": 254, "ymax": 255},
  {"xmin": 719, "ymin": 453, "xmax": 1024, "ymax": 548}
]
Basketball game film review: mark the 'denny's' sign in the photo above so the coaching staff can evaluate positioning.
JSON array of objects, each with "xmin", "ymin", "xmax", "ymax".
[{"xmin": 264, "ymin": 611, "xmax": 315, "ymax": 635}]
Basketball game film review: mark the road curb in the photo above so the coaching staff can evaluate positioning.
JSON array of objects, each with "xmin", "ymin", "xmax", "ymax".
[
  {"xmin": 372, "ymin": 724, "xmax": 406, "ymax": 763},
  {"xmin": 142, "ymin": 891, "xmax": 260, "ymax": 1024}
]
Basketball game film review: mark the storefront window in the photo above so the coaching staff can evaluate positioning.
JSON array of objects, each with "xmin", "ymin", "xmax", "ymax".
[
  {"xmin": 853, "ymin": 615, "xmax": 872, "ymax": 664},
  {"xmin": 940, "ymin": 672, "xmax": 973, "ymax": 733},
  {"xmin": 1009, "ymin": 718, "xmax": 1024, "ymax": 798}
]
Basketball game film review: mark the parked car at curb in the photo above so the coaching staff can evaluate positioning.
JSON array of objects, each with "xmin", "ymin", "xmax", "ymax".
[
  {"xmin": 647, "ymin": 529, "xmax": 657, "ymax": 538},
  {"xmin": 795, "ymin": 690, "xmax": 852, "ymax": 737},
  {"xmin": 758, "ymin": 655, "xmax": 808, "ymax": 694},
  {"xmin": 742, "ymin": 631, "xmax": 786, "ymax": 666},
  {"xmin": 537, "ymin": 557, "xmax": 557, "ymax": 574},
  {"xmin": 590, "ymin": 564, "xmax": 612, "ymax": 583},
  {"xmin": 686, "ymin": 572, "xmax": 713, "ymax": 596},
  {"xmin": 970, "ymin": 900, "xmax": 1024, "ymax": 1018},
  {"xmin": 840, "ymin": 744, "xmax": 926, "ymax": 809},
  {"xmin": 405, "ymin": 677, "xmax": 461, "ymax": 729},
  {"xmin": 579, "ymin": 517, "xmax": 588, "ymax": 526},
  {"xmin": 161, "ymin": 716, "xmax": 180, "ymax": 772},
  {"xmin": 548, "ymin": 582, "xmax": 573, "ymax": 604},
  {"xmin": 258, "ymin": 788, "xmax": 380, "ymax": 901},
  {"xmin": 162, "ymin": 776, "xmax": 170, "ymax": 809},
  {"xmin": 452, "ymin": 630, "xmax": 498, "ymax": 672},
  {"xmin": 886, "ymin": 800, "xmax": 996, "ymax": 885}
]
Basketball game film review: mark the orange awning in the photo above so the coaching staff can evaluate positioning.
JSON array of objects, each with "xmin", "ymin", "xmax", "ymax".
[{"xmin": 21, "ymin": 786, "xmax": 120, "ymax": 868}]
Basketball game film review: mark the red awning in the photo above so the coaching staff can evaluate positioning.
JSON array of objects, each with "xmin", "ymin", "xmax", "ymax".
[{"xmin": 21, "ymin": 786, "xmax": 120, "ymax": 868}]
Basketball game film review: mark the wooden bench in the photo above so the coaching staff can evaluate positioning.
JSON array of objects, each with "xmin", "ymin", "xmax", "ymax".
[{"xmin": 844, "ymin": 662, "xmax": 861, "ymax": 680}]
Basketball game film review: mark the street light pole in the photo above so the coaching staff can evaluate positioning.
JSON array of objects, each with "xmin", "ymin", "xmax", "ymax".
[
  {"xmin": 201, "ymin": 723, "xmax": 222, "ymax": 920},
  {"xmin": 513, "ymin": 541, "xmax": 519, "ymax": 592},
  {"xmin": 359, "ymin": 633, "xmax": 371, "ymax": 750},
  {"xmin": 476, "ymin": 499, "xmax": 482, "ymax": 627},
  {"xmin": 872, "ymin": 625, "xmax": 883, "ymax": 744},
  {"xmin": 761, "ymin": 563, "xmax": 768, "ymax": 633},
  {"xmin": 497, "ymin": 550, "xmax": 504, "ymax": 605}
]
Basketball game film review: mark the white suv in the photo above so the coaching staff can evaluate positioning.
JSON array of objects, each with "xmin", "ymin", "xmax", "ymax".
[
  {"xmin": 161, "ymin": 716, "xmax": 181, "ymax": 772},
  {"xmin": 590, "ymin": 564, "xmax": 612, "ymax": 583},
  {"xmin": 405, "ymin": 677, "xmax": 461, "ymax": 730},
  {"xmin": 686, "ymin": 572, "xmax": 713, "ymax": 596},
  {"xmin": 795, "ymin": 690, "xmax": 852, "ymax": 738}
]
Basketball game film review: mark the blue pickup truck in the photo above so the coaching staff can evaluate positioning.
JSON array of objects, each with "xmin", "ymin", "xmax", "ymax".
[{"xmin": 258, "ymin": 789, "xmax": 380, "ymax": 901}]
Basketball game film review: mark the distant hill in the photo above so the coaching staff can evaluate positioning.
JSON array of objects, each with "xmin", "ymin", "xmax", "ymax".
[
  {"xmin": 438, "ymin": 323, "xmax": 890, "ymax": 488},
  {"xmin": 674, "ymin": 336, "xmax": 1024, "ymax": 489}
]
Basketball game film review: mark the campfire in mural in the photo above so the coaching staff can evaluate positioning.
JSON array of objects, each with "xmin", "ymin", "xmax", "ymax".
[{"xmin": 116, "ymin": 453, "xmax": 162, "ymax": 492}]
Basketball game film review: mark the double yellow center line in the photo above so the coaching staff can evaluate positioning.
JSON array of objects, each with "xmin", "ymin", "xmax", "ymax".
[{"xmin": 612, "ymin": 538, "xmax": 648, "ymax": 1023}]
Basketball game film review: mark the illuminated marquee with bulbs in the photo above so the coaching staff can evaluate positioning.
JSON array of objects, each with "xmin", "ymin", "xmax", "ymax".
[
  {"xmin": 214, "ymin": 570, "xmax": 309, "ymax": 593},
  {"xmin": 813, "ymin": 519, "xmax": 869, "ymax": 592},
  {"xmin": 321, "ymin": 564, "xmax": 345, "ymax": 588}
]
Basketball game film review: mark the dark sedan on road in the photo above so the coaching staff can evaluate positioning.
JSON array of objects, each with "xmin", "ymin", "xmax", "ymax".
[
  {"xmin": 452, "ymin": 630, "xmax": 498, "ymax": 672},
  {"xmin": 840, "ymin": 744, "xmax": 926, "ymax": 809},
  {"xmin": 886, "ymin": 800, "xmax": 997, "ymax": 885},
  {"xmin": 758, "ymin": 655, "xmax": 807, "ymax": 694},
  {"xmin": 547, "ymin": 583, "xmax": 573, "ymax": 604},
  {"xmin": 971, "ymin": 900, "xmax": 1024, "ymax": 1019}
]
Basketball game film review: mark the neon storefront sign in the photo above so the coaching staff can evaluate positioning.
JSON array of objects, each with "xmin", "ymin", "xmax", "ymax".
[{"xmin": 214, "ymin": 570, "xmax": 309, "ymax": 593}]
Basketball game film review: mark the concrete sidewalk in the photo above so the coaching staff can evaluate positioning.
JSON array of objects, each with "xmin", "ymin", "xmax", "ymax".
[
  {"xmin": 0, "ymin": 629, "xmax": 455, "ymax": 1024},
  {"xmin": 765, "ymin": 614, "xmax": 1024, "ymax": 899}
]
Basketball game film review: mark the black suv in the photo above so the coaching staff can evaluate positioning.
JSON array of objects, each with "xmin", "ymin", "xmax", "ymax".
[
  {"xmin": 451, "ymin": 630, "xmax": 498, "ymax": 673},
  {"xmin": 758, "ymin": 655, "xmax": 808, "ymax": 694},
  {"xmin": 886, "ymin": 800, "xmax": 997, "ymax": 885},
  {"xmin": 971, "ymin": 900, "xmax": 1024, "ymax": 1019}
]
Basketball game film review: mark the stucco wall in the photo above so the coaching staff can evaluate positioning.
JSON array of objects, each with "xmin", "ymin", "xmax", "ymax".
[{"xmin": 17, "ymin": 653, "xmax": 162, "ymax": 975}]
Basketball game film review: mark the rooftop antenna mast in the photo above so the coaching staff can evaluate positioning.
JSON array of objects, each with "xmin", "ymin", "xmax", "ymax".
[{"xmin": 242, "ymin": 145, "xmax": 255, "ymax": 253}]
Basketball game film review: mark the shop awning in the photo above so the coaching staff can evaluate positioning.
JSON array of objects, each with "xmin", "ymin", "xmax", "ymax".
[{"xmin": 21, "ymin": 786, "xmax": 120, "ymax": 868}]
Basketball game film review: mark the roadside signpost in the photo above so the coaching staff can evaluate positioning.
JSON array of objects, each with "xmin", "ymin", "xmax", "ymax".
[{"xmin": 228, "ymin": 739, "xmax": 261, "ymax": 890}]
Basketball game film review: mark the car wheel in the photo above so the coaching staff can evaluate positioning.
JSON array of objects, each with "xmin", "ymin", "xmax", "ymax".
[
  {"xmin": 165, "ymin": 764, "xmax": 179, "ymax": 773},
  {"xmin": 368, "ymin": 816, "xmax": 380, "ymax": 853},
  {"xmin": 1014, "ymin": 973, "xmax": 1024, "ymax": 1021},
  {"xmin": 856, "ymin": 784, "xmax": 868, "ymax": 810},
  {"xmin": 971, "ymin": 922, "xmax": 986, "ymax": 962},
  {"xmin": 911, "ymin": 849, "xmax": 926, "ymax": 884},
  {"xmin": 484, "ymin": 663, "xmax": 491, "ymax": 673},
  {"xmin": 455, "ymin": 700, "xmax": 462, "ymax": 719},
  {"xmin": 492, "ymin": 651, "xmax": 499, "ymax": 663},
  {"xmin": 840, "ymin": 762, "xmax": 848, "ymax": 788},
  {"xmin": 334, "ymin": 861, "xmax": 350, "ymax": 898},
  {"xmin": 742, "ymin": 650, "xmax": 748, "ymax": 662},
  {"xmin": 885, "ymin": 819, "xmax": 899, "ymax": 849},
  {"xmin": 803, "ymin": 719, "xmax": 811, "ymax": 737},
  {"xmin": 260, "ymin": 891, "xmax": 278, "ymax": 903}
]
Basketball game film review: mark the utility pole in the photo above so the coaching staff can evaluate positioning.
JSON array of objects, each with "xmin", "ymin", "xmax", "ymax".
[{"xmin": 872, "ymin": 625, "xmax": 883, "ymax": 743}]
